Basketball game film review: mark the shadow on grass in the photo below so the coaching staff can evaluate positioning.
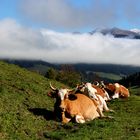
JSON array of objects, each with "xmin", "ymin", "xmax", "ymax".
[{"xmin": 28, "ymin": 108, "xmax": 55, "ymax": 120}]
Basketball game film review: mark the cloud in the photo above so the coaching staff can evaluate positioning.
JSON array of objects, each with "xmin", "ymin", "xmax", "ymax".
[
  {"xmin": 19, "ymin": 0, "xmax": 140, "ymax": 30},
  {"xmin": 19, "ymin": 0, "xmax": 118, "ymax": 29},
  {"xmin": 0, "ymin": 18, "xmax": 140, "ymax": 66}
]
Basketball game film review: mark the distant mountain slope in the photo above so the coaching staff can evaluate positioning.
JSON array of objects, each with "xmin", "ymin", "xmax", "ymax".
[
  {"xmin": 3, "ymin": 59, "xmax": 57, "ymax": 75},
  {"xmin": 4, "ymin": 59, "xmax": 54, "ymax": 68},
  {"xmin": 91, "ymin": 27, "xmax": 140, "ymax": 39},
  {"xmin": 3, "ymin": 59, "xmax": 140, "ymax": 75},
  {"xmin": 2, "ymin": 59, "xmax": 140, "ymax": 82},
  {"xmin": 73, "ymin": 63, "xmax": 140, "ymax": 75}
]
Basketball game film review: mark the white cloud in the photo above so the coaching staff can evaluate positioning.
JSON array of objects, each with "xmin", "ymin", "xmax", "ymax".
[
  {"xmin": 19, "ymin": 0, "xmax": 117, "ymax": 29},
  {"xmin": 0, "ymin": 18, "xmax": 140, "ymax": 66}
]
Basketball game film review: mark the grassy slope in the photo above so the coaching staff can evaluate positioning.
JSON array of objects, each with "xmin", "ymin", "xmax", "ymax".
[
  {"xmin": 0, "ymin": 61, "xmax": 64, "ymax": 139},
  {"xmin": 94, "ymin": 72, "xmax": 122, "ymax": 81},
  {"xmin": 0, "ymin": 61, "xmax": 140, "ymax": 140}
]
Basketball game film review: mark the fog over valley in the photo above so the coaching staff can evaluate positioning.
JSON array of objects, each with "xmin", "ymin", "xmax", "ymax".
[{"xmin": 0, "ymin": 19, "xmax": 140, "ymax": 66}]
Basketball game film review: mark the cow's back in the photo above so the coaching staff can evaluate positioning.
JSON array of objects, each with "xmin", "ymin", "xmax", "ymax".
[
  {"xmin": 120, "ymin": 85, "xmax": 130, "ymax": 97},
  {"xmin": 92, "ymin": 85, "xmax": 106, "ymax": 98},
  {"xmin": 70, "ymin": 94, "xmax": 99, "ymax": 121}
]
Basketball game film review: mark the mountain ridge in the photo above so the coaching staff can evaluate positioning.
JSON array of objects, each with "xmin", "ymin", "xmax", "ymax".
[
  {"xmin": 90, "ymin": 27, "xmax": 140, "ymax": 39},
  {"xmin": 2, "ymin": 59, "xmax": 140, "ymax": 82}
]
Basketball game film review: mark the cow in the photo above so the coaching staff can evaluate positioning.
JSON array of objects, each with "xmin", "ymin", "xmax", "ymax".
[
  {"xmin": 49, "ymin": 83, "xmax": 100, "ymax": 123},
  {"xmin": 105, "ymin": 83, "xmax": 130, "ymax": 99},
  {"xmin": 92, "ymin": 81, "xmax": 111, "ymax": 101},
  {"xmin": 92, "ymin": 84, "xmax": 111, "ymax": 101},
  {"xmin": 48, "ymin": 83, "xmax": 72, "ymax": 121},
  {"xmin": 60, "ymin": 93, "xmax": 100, "ymax": 123},
  {"xmin": 77, "ymin": 82, "xmax": 114, "ymax": 118},
  {"xmin": 76, "ymin": 82, "xmax": 111, "ymax": 101}
]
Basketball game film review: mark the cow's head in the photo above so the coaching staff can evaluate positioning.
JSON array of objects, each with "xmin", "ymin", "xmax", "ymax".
[
  {"xmin": 49, "ymin": 82, "xmax": 72, "ymax": 100},
  {"xmin": 49, "ymin": 83, "xmax": 78, "ymax": 113}
]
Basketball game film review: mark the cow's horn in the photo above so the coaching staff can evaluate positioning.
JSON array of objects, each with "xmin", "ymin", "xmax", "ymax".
[
  {"xmin": 50, "ymin": 82, "xmax": 57, "ymax": 91},
  {"xmin": 94, "ymin": 81, "xmax": 99, "ymax": 86}
]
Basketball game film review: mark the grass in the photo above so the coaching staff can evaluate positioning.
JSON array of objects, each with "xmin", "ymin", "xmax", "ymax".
[
  {"xmin": 0, "ymin": 61, "xmax": 140, "ymax": 140},
  {"xmin": 94, "ymin": 71, "xmax": 122, "ymax": 81}
]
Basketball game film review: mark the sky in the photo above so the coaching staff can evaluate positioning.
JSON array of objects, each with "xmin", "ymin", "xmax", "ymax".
[{"xmin": 0, "ymin": 0, "xmax": 140, "ymax": 65}]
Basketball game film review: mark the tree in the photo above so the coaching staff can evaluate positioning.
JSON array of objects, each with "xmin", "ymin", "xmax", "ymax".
[
  {"xmin": 56, "ymin": 65, "xmax": 82, "ymax": 87},
  {"xmin": 45, "ymin": 65, "xmax": 82, "ymax": 87},
  {"xmin": 45, "ymin": 68, "xmax": 57, "ymax": 80}
]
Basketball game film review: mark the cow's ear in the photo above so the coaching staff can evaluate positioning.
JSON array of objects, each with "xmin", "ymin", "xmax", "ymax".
[
  {"xmin": 68, "ymin": 94, "xmax": 77, "ymax": 100},
  {"xmin": 47, "ymin": 90, "xmax": 58, "ymax": 98}
]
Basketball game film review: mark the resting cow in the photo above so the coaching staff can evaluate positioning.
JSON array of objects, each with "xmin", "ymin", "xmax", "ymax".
[
  {"xmin": 92, "ymin": 81, "xmax": 111, "ymax": 101},
  {"xmin": 77, "ymin": 82, "xmax": 114, "ymax": 118},
  {"xmin": 60, "ymin": 93, "xmax": 100, "ymax": 123},
  {"xmin": 49, "ymin": 83, "xmax": 100, "ymax": 123},
  {"xmin": 105, "ymin": 83, "xmax": 130, "ymax": 99},
  {"xmin": 92, "ymin": 84, "xmax": 111, "ymax": 101},
  {"xmin": 77, "ymin": 82, "xmax": 111, "ymax": 101}
]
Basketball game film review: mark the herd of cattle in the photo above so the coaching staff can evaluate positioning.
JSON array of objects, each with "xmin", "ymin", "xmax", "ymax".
[{"xmin": 47, "ymin": 81, "xmax": 130, "ymax": 124}]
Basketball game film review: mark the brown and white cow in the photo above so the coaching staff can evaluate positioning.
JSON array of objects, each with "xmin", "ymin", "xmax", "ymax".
[
  {"xmin": 60, "ymin": 93, "xmax": 100, "ymax": 123},
  {"xmin": 92, "ymin": 81, "xmax": 111, "ymax": 101},
  {"xmin": 77, "ymin": 82, "xmax": 114, "ymax": 118},
  {"xmin": 49, "ymin": 83, "xmax": 100, "ymax": 123},
  {"xmin": 105, "ymin": 83, "xmax": 130, "ymax": 99},
  {"xmin": 92, "ymin": 84, "xmax": 111, "ymax": 101},
  {"xmin": 76, "ymin": 82, "xmax": 111, "ymax": 101}
]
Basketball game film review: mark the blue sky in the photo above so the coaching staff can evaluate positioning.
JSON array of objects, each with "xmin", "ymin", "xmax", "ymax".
[
  {"xmin": 0, "ymin": 0, "xmax": 18, "ymax": 19},
  {"xmin": 0, "ymin": 0, "xmax": 140, "ymax": 32},
  {"xmin": 0, "ymin": 0, "xmax": 140, "ymax": 65}
]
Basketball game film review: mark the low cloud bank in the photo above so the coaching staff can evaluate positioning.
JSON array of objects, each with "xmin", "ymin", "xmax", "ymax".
[{"xmin": 0, "ymin": 19, "xmax": 140, "ymax": 66}]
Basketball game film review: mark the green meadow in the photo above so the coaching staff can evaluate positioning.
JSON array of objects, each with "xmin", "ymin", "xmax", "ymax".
[{"xmin": 0, "ymin": 61, "xmax": 140, "ymax": 140}]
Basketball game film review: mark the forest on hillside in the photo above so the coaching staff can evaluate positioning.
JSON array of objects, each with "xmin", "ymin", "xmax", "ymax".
[
  {"xmin": 2, "ymin": 59, "xmax": 140, "ymax": 85},
  {"xmin": 119, "ymin": 72, "xmax": 140, "ymax": 87}
]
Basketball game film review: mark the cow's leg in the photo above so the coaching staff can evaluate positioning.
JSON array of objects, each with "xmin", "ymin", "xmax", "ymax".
[
  {"xmin": 61, "ymin": 112, "xmax": 71, "ymax": 123},
  {"xmin": 97, "ymin": 107, "xmax": 114, "ymax": 119},
  {"xmin": 75, "ymin": 115, "xmax": 85, "ymax": 123},
  {"xmin": 96, "ymin": 106, "xmax": 105, "ymax": 118},
  {"xmin": 102, "ymin": 97, "xmax": 114, "ymax": 112},
  {"xmin": 96, "ymin": 101, "xmax": 114, "ymax": 119},
  {"xmin": 91, "ymin": 98, "xmax": 105, "ymax": 117},
  {"xmin": 112, "ymin": 92, "xmax": 119, "ymax": 99},
  {"xmin": 104, "ymin": 90, "xmax": 111, "ymax": 101},
  {"xmin": 92, "ymin": 96, "xmax": 106, "ymax": 117},
  {"xmin": 95, "ymin": 95, "xmax": 114, "ymax": 119}
]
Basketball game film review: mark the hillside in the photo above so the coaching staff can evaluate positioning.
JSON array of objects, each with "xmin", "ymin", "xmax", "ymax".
[
  {"xmin": 119, "ymin": 72, "xmax": 140, "ymax": 87},
  {"xmin": 0, "ymin": 61, "xmax": 64, "ymax": 139},
  {"xmin": 2, "ymin": 59, "xmax": 140, "ymax": 82},
  {"xmin": 0, "ymin": 61, "xmax": 140, "ymax": 139}
]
